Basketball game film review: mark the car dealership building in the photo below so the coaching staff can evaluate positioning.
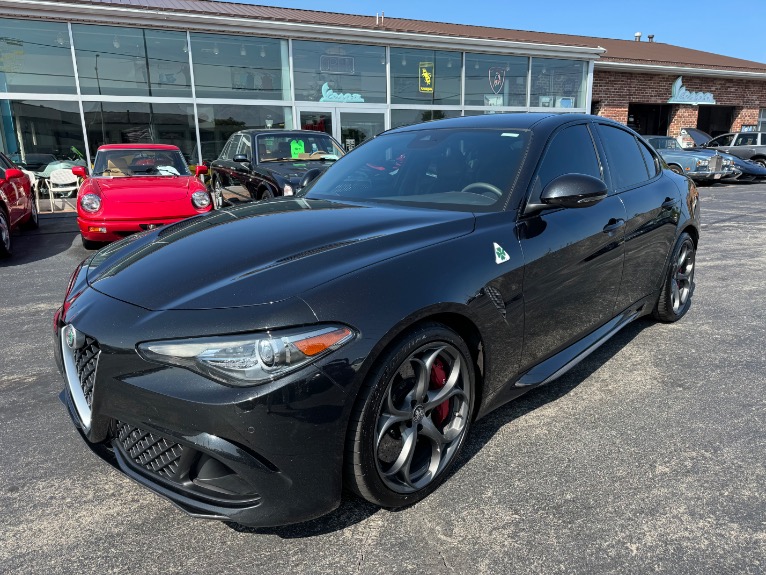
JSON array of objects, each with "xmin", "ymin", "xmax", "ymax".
[{"xmin": 1, "ymin": 0, "xmax": 765, "ymax": 168}]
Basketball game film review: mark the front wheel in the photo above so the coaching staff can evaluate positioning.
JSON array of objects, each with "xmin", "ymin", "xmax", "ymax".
[
  {"xmin": 669, "ymin": 165, "xmax": 684, "ymax": 175},
  {"xmin": 0, "ymin": 210, "xmax": 12, "ymax": 258},
  {"xmin": 345, "ymin": 323, "xmax": 475, "ymax": 508},
  {"xmin": 653, "ymin": 232, "xmax": 696, "ymax": 322},
  {"xmin": 21, "ymin": 196, "xmax": 39, "ymax": 230}
]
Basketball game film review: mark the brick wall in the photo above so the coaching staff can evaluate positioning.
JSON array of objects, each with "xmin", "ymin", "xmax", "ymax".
[{"xmin": 592, "ymin": 70, "xmax": 766, "ymax": 135}]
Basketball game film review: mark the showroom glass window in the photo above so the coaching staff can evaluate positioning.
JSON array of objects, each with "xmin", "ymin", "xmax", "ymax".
[
  {"xmin": 464, "ymin": 54, "xmax": 528, "ymax": 107},
  {"xmin": 191, "ymin": 34, "xmax": 288, "ymax": 100},
  {"xmin": 82, "ymin": 102, "xmax": 196, "ymax": 161},
  {"xmin": 759, "ymin": 109, "xmax": 766, "ymax": 132},
  {"xmin": 596, "ymin": 124, "xmax": 651, "ymax": 189},
  {"xmin": 0, "ymin": 19, "xmax": 77, "ymax": 94},
  {"xmin": 390, "ymin": 48, "xmax": 461, "ymax": 106},
  {"xmin": 390, "ymin": 109, "xmax": 461, "ymax": 129},
  {"xmin": 73, "ymin": 25, "xmax": 191, "ymax": 97},
  {"xmin": 188, "ymin": 104, "xmax": 293, "ymax": 162},
  {"xmin": 0, "ymin": 100, "xmax": 86, "ymax": 165},
  {"xmin": 530, "ymin": 124, "xmax": 601, "ymax": 201},
  {"xmin": 530, "ymin": 58, "xmax": 587, "ymax": 109},
  {"xmin": 293, "ymin": 41, "xmax": 386, "ymax": 103}
]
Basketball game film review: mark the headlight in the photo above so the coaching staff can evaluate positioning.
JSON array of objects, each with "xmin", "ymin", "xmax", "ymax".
[
  {"xmin": 191, "ymin": 190, "xmax": 211, "ymax": 208},
  {"xmin": 137, "ymin": 325, "xmax": 355, "ymax": 386},
  {"xmin": 695, "ymin": 159, "xmax": 709, "ymax": 168},
  {"xmin": 283, "ymin": 184, "xmax": 294, "ymax": 196},
  {"xmin": 80, "ymin": 193, "xmax": 101, "ymax": 212}
]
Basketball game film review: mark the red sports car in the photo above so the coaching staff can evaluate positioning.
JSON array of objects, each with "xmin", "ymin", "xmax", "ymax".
[
  {"xmin": 1, "ymin": 151, "xmax": 38, "ymax": 258},
  {"xmin": 74, "ymin": 144, "xmax": 211, "ymax": 249}
]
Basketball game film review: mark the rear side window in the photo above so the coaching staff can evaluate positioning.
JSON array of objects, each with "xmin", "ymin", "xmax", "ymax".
[
  {"xmin": 597, "ymin": 124, "xmax": 650, "ymax": 189},
  {"xmin": 638, "ymin": 139, "xmax": 660, "ymax": 177},
  {"xmin": 735, "ymin": 133, "xmax": 758, "ymax": 146},
  {"xmin": 529, "ymin": 124, "xmax": 601, "ymax": 202}
]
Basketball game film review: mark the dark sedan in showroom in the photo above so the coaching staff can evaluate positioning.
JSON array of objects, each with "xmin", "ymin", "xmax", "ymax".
[
  {"xmin": 208, "ymin": 129, "xmax": 345, "ymax": 207},
  {"xmin": 55, "ymin": 113, "xmax": 699, "ymax": 527}
]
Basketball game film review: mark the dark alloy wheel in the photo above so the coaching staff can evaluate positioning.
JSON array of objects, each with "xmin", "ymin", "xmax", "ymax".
[
  {"xmin": 0, "ymin": 210, "xmax": 12, "ymax": 258},
  {"xmin": 345, "ymin": 323, "xmax": 475, "ymax": 507},
  {"xmin": 753, "ymin": 158, "xmax": 766, "ymax": 169},
  {"xmin": 654, "ymin": 232, "xmax": 695, "ymax": 322}
]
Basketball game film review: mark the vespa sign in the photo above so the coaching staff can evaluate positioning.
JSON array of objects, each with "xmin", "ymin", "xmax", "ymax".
[{"xmin": 668, "ymin": 76, "xmax": 716, "ymax": 105}]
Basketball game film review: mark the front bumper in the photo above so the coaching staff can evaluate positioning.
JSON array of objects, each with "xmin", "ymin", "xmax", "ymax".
[
  {"xmin": 78, "ymin": 212, "xmax": 210, "ymax": 242},
  {"xmin": 54, "ymin": 289, "xmax": 355, "ymax": 527},
  {"xmin": 686, "ymin": 169, "xmax": 728, "ymax": 182}
]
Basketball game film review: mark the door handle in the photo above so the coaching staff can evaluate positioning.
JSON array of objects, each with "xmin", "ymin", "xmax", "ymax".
[
  {"xmin": 661, "ymin": 198, "xmax": 678, "ymax": 209},
  {"xmin": 602, "ymin": 218, "xmax": 625, "ymax": 233}
]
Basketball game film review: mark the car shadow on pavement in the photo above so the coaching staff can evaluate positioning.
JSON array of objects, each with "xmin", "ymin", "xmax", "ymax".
[
  {"xmin": 0, "ymin": 214, "xmax": 85, "ymax": 268},
  {"xmin": 228, "ymin": 316, "xmax": 653, "ymax": 538}
]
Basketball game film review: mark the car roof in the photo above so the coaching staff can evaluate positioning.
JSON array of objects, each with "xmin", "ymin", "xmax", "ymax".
[
  {"xmin": 383, "ymin": 112, "xmax": 614, "ymax": 135},
  {"xmin": 97, "ymin": 144, "xmax": 181, "ymax": 151}
]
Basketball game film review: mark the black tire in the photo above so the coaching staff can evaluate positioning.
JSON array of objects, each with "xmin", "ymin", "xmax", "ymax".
[
  {"xmin": 81, "ymin": 236, "xmax": 102, "ymax": 250},
  {"xmin": 344, "ymin": 323, "xmax": 475, "ymax": 508},
  {"xmin": 21, "ymin": 196, "xmax": 39, "ymax": 230},
  {"xmin": 259, "ymin": 186, "xmax": 275, "ymax": 201},
  {"xmin": 0, "ymin": 209, "xmax": 12, "ymax": 258},
  {"xmin": 753, "ymin": 158, "xmax": 766, "ymax": 169},
  {"xmin": 653, "ymin": 232, "xmax": 696, "ymax": 322}
]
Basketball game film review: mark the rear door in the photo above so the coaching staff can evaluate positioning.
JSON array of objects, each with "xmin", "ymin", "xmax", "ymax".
[
  {"xmin": 595, "ymin": 124, "xmax": 680, "ymax": 311},
  {"xmin": 518, "ymin": 122, "xmax": 626, "ymax": 371}
]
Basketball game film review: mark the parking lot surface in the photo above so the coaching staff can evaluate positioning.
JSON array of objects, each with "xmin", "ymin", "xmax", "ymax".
[{"xmin": 1, "ymin": 182, "xmax": 764, "ymax": 575}]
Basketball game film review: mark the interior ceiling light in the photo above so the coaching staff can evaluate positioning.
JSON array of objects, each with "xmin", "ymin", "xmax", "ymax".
[
  {"xmin": 112, "ymin": 35, "xmax": 120, "ymax": 49},
  {"xmin": 57, "ymin": 33, "xmax": 65, "ymax": 47},
  {"xmin": 240, "ymin": 44, "xmax": 246, "ymax": 56},
  {"xmin": 474, "ymin": 60, "xmax": 479, "ymax": 70},
  {"xmin": 401, "ymin": 55, "xmax": 407, "ymax": 66},
  {"xmin": 260, "ymin": 46, "xmax": 266, "ymax": 58}
]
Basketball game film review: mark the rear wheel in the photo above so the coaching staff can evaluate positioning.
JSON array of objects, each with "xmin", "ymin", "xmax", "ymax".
[
  {"xmin": 345, "ymin": 323, "xmax": 475, "ymax": 508},
  {"xmin": 669, "ymin": 165, "xmax": 684, "ymax": 175},
  {"xmin": 0, "ymin": 210, "xmax": 12, "ymax": 258},
  {"xmin": 653, "ymin": 232, "xmax": 695, "ymax": 322}
]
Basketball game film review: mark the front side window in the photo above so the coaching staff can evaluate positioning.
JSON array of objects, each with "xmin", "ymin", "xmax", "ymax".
[
  {"xmin": 597, "ymin": 124, "xmax": 650, "ymax": 189},
  {"xmin": 305, "ymin": 128, "xmax": 530, "ymax": 212},
  {"xmin": 708, "ymin": 134, "xmax": 734, "ymax": 147},
  {"xmin": 529, "ymin": 124, "xmax": 601, "ymax": 202}
]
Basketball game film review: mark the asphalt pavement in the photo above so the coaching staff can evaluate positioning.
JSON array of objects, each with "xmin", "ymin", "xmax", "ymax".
[{"xmin": 1, "ymin": 182, "xmax": 764, "ymax": 574}]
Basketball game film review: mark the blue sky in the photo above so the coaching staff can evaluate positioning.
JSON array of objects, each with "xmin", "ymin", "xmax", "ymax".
[{"xmin": 231, "ymin": 0, "xmax": 765, "ymax": 64}]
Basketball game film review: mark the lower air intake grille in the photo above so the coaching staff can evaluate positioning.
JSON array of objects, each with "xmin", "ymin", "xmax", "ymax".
[
  {"xmin": 115, "ymin": 421, "xmax": 184, "ymax": 479},
  {"xmin": 74, "ymin": 337, "xmax": 99, "ymax": 408}
]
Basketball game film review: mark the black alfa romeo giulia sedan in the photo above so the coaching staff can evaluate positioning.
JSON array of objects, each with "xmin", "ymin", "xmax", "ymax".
[{"xmin": 54, "ymin": 113, "xmax": 699, "ymax": 527}]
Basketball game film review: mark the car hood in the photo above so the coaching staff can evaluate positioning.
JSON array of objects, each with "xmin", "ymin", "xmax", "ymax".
[
  {"xmin": 681, "ymin": 127, "xmax": 713, "ymax": 147},
  {"xmin": 91, "ymin": 176, "xmax": 192, "ymax": 202},
  {"xmin": 85, "ymin": 198, "xmax": 475, "ymax": 310}
]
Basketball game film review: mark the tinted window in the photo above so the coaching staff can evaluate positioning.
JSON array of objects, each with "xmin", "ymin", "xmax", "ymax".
[
  {"xmin": 597, "ymin": 125, "xmax": 649, "ymax": 189},
  {"xmin": 638, "ymin": 139, "xmax": 660, "ymax": 177},
  {"xmin": 709, "ymin": 134, "xmax": 734, "ymax": 147},
  {"xmin": 735, "ymin": 134, "xmax": 758, "ymax": 146},
  {"xmin": 305, "ymin": 128, "xmax": 530, "ymax": 212},
  {"xmin": 531, "ymin": 124, "xmax": 601, "ymax": 201},
  {"xmin": 222, "ymin": 135, "xmax": 241, "ymax": 160}
]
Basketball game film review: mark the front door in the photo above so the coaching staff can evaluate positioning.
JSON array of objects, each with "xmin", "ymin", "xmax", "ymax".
[{"xmin": 297, "ymin": 107, "xmax": 386, "ymax": 152}]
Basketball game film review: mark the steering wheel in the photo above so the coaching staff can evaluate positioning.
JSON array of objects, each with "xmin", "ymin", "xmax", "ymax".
[
  {"xmin": 459, "ymin": 182, "xmax": 503, "ymax": 199},
  {"xmin": 309, "ymin": 150, "xmax": 328, "ymax": 158}
]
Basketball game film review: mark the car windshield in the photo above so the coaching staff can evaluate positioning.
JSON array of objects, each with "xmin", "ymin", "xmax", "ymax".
[
  {"xmin": 304, "ymin": 127, "xmax": 530, "ymax": 212},
  {"xmin": 92, "ymin": 149, "xmax": 191, "ymax": 177},
  {"xmin": 647, "ymin": 137, "xmax": 680, "ymax": 150},
  {"xmin": 256, "ymin": 134, "xmax": 344, "ymax": 162}
]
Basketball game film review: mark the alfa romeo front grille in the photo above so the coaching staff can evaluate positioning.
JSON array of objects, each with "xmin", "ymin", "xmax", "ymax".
[
  {"xmin": 73, "ymin": 337, "xmax": 99, "ymax": 408},
  {"xmin": 115, "ymin": 421, "xmax": 184, "ymax": 480}
]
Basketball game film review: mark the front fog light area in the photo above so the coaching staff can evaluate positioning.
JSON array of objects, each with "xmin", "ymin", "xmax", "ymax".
[{"xmin": 138, "ymin": 325, "xmax": 354, "ymax": 386}]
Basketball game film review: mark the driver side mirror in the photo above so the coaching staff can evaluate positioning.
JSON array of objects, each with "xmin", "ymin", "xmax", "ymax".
[
  {"xmin": 540, "ymin": 174, "xmax": 608, "ymax": 209},
  {"xmin": 71, "ymin": 165, "xmax": 88, "ymax": 179},
  {"xmin": 232, "ymin": 154, "xmax": 250, "ymax": 164},
  {"xmin": 194, "ymin": 165, "xmax": 208, "ymax": 177}
]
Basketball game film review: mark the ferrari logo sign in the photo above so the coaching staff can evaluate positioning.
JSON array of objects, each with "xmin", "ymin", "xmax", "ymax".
[
  {"xmin": 419, "ymin": 62, "xmax": 434, "ymax": 93},
  {"xmin": 494, "ymin": 242, "xmax": 510, "ymax": 264},
  {"xmin": 489, "ymin": 67, "xmax": 505, "ymax": 94}
]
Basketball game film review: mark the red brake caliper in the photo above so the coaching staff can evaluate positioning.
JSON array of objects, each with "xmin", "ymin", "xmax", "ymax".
[{"xmin": 429, "ymin": 358, "xmax": 450, "ymax": 427}]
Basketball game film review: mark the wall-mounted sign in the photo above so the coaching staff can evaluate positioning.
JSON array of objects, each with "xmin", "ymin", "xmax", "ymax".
[
  {"xmin": 319, "ymin": 82, "xmax": 364, "ymax": 103},
  {"xmin": 489, "ymin": 67, "xmax": 505, "ymax": 94},
  {"xmin": 668, "ymin": 76, "xmax": 716, "ymax": 105},
  {"xmin": 419, "ymin": 62, "xmax": 434, "ymax": 94},
  {"xmin": 320, "ymin": 55, "xmax": 354, "ymax": 75}
]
